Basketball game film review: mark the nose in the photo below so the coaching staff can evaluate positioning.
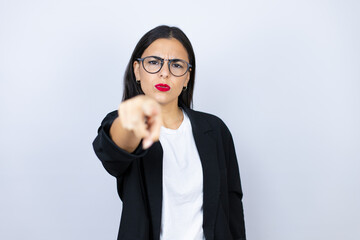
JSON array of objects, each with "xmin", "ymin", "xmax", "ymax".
[{"xmin": 158, "ymin": 60, "xmax": 170, "ymax": 79}]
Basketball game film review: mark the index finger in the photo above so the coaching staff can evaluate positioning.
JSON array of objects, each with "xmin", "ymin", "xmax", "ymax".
[
  {"xmin": 142, "ymin": 100, "xmax": 160, "ymax": 118},
  {"xmin": 142, "ymin": 116, "xmax": 162, "ymax": 149}
]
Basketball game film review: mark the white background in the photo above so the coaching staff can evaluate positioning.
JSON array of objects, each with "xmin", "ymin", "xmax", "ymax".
[{"xmin": 1, "ymin": 0, "xmax": 359, "ymax": 239}]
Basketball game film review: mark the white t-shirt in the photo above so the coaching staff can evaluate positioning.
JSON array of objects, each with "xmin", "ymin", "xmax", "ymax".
[{"xmin": 159, "ymin": 108, "xmax": 206, "ymax": 240}]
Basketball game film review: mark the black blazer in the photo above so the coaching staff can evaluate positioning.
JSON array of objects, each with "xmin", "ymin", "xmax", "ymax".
[{"xmin": 93, "ymin": 105, "xmax": 246, "ymax": 240}]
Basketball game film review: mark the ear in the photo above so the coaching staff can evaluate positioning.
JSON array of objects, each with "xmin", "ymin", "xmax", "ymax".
[
  {"xmin": 133, "ymin": 60, "xmax": 140, "ymax": 80},
  {"xmin": 185, "ymin": 69, "xmax": 191, "ymax": 86}
]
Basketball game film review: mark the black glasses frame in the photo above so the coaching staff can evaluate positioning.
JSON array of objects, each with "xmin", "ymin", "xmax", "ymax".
[{"xmin": 137, "ymin": 56, "xmax": 192, "ymax": 77}]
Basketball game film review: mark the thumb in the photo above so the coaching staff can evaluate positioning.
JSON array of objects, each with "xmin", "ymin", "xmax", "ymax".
[{"xmin": 142, "ymin": 100, "xmax": 160, "ymax": 117}]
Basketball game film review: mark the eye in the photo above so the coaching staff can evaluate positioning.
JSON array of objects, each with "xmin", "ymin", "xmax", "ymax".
[
  {"xmin": 144, "ymin": 57, "xmax": 161, "ymax": 66},
  {"xmin": 171, "ymin": 61, "xmax": 184, "ymax": 69},
  {"xmin": 148, "ymin": 60, "xmax": 159, "ymax": 65}
]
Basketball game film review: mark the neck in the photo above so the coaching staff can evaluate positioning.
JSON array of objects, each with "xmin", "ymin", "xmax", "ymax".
[{"xmin": 160, "ymin": 101, "xmax": 184, "ymax": 129}]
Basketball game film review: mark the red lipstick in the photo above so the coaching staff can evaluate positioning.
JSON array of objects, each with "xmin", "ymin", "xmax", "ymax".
[{"xmin": 155, "ymin": 84, "xmax": 170, "ymax": 92}]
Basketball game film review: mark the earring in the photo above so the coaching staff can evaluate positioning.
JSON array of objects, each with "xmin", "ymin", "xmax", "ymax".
[
  {"xmin": 136, "ymin": 80, "xmax": 140, "ymax": 84},
  {"xmin": 182, "ymin": 85, "xmax": 187, "ymax": 91}
]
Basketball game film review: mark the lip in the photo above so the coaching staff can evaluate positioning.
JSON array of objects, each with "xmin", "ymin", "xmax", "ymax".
[{"xmin": 155, "ymin": 84, "xmax": 170, "ymax": 92}]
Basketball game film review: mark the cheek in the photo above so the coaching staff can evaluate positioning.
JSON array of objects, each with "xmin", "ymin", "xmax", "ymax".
[
  {"xmin": 173, "ymin": 78, "xmax": 187, "ymax": 93},
  {"xmin": 139, "ymin": 74, "xmax": 156, "ymax": 92}
]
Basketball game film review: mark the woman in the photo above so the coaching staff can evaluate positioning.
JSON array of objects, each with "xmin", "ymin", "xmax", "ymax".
[{"xmin": 93, "ymin": 25, "xmax": 246, "ymax": 240}]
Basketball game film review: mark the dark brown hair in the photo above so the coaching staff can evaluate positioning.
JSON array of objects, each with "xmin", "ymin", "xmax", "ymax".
[{"xmin": 122, "ymin": 25, "xmax": 196, "ymax": 108}]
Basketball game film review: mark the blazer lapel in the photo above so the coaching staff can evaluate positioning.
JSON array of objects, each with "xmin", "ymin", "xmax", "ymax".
[
  {"xmin": 142, "ymin": 141, "xmax": 163, "ymax": 240},
  {"xmin": 142, "ymin": 106, "xmax": 220, "ymax": 240},
  {"xmin": 183, "ymin": 107, "xmax": 220, "ymax": 240}
]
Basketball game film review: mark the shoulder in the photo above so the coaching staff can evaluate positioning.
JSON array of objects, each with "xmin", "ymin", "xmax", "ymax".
[
  {"xmin": 100, "ymin": 110, "xmax": 118, "ymax": 126},
  {"xmin": 185, "ymin": 108, "xmax": 233, "ymax": 139},
  {"xmin": 187, "ymin": 108, "xmax": 225, "ymax": 125}
]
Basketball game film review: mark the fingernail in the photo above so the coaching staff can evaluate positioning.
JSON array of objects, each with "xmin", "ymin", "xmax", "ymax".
[{"xmin": 143, "ymin": 139, "xmax": 153, "ymax": 149}]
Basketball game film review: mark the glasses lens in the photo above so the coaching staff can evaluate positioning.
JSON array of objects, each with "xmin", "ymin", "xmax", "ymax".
[
  {"xmin": 170, "ymin": 60, "xmax": 188, "ymax": 76},
  {"xmin": 143, "ymin": 57, "xmax": 162, "ymax": 73}
]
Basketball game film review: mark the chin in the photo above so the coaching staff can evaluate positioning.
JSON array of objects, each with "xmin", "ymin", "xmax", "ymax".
[{"xmin": 155, "ymin": 97, "xmax": 177, "ymax": 107}]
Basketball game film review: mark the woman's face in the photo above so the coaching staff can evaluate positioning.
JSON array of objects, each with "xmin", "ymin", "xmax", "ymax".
[{"xmin": 133, "ymin": 38, "xmax": 190, "ymax": 107}]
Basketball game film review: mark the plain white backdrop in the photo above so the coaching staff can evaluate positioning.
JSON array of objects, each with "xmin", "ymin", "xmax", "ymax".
[{"xmin": 1, "ymin": 0, "xmax": 359, "ymax": 239}]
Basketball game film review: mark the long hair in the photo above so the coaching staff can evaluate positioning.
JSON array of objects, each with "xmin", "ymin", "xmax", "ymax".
[{"xmin": 122, "ymin": 25, "xmax": 196, "ymax": 109}]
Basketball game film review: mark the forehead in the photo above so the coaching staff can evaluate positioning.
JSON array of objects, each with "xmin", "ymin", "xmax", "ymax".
[{"xmin": 142, "ymin": 38, "xmax": 189, "ymax": 61}]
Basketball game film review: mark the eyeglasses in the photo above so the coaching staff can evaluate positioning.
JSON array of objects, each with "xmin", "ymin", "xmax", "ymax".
[{"xmin": 137, "ymin": 56, "xmax": 192, "ymax": 77}]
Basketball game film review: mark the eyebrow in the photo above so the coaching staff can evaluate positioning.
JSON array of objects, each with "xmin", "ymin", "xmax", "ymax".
[{"xmin": 145, "ymin": 55, "xmax": 188, "ymax": 62}]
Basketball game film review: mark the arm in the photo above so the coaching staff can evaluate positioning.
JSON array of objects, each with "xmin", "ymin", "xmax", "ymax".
[
  {"xmin": 92, "ymin": 111, "xmax": 149, "ymax": 177},
  {"xmin": 93, "ymin": 96, "xmax": 162, "ymax": 178},
  {"xmin": 226, "ymin": 131, "xmax": 247, "ymax": 240}
]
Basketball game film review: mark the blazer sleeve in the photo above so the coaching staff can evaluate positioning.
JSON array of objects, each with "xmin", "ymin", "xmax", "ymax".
[
  {"xmin": 226, "ymin": 130, "xmax": 246, "ymax": 240},
  {"xmin": 92, "ymin": 110, "xmax": 149, "ymax": 178}
]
